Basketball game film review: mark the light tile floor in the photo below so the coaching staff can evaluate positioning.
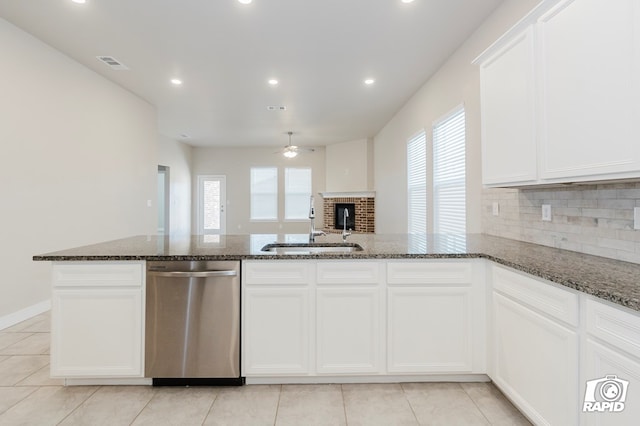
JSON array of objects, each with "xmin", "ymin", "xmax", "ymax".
[{"xmin": 0, "ymin": 312, "xmax": 531, "ymax": 425}]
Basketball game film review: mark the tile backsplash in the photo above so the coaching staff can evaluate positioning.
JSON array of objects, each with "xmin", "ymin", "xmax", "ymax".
[{"xmin": 482, "ymin": 182, "xmax": 640, "ymax": 264}]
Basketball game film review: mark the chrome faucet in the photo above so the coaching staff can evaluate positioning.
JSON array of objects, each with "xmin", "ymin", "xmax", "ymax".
[
  {"xmin": 308, "ymin": 196, "xmax": 326, "ymax": 242},
  {"xmin": 342, "ymin": 208, "xmax": 352, "ymax": 242}
]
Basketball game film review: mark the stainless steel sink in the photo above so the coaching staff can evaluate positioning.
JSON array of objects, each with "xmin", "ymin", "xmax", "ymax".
[{"xmin": 261, "ymin": 243, "xmax": 364, "ymax": 255}]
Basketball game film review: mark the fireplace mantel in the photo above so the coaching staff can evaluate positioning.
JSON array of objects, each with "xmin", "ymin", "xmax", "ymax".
[{"xmin": 319, "ymin": 191, "xmax": 376, "ymax": 199}]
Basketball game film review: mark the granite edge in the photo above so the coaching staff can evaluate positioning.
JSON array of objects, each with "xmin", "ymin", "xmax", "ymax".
[{"xmin": 32, "ymin": 250, "xmax": 640, "ymax": 312}]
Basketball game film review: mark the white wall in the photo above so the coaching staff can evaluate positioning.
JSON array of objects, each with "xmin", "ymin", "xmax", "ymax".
[
  {"xmin": 325, "ymin": 138, "xmax": 374, "ymax": 192},
  {"xmin": 0, "ymin": 18, "xmax": 158, "ymax": 321},
  {"xmin": 373, "ymin": 0, "xmax": 540, "ymax": 234},
  {"xmin": 158, "ymin": 136, "xmax": 193, "ymax": 235},
  {"xmin": 192, "ymin": 146, "xmax": 326, "ymax": 234}
]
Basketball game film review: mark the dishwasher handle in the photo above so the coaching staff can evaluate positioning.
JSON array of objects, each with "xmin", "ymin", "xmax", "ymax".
[{"xmin": 147, "ymin": 270, "xmax": 237, "ymax": 278}]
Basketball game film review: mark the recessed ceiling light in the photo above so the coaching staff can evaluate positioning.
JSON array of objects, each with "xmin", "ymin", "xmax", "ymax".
[
  {"xmin": 364, "ymin": 78, "xmax": 375, "ymax": 85},
  {"xmin": 170, "ymin": 78, "xmax": 183, "ymax": 86},
  {"xmin": 401, "ymin": 0, "xmax": 416, "ymax": 3},
  {"xmin": 268, "ymin": 79, "xmax": 279, "ymax": 86},
  {"xmin": 238, "ymin": 0, "xmax": 252, "ymax": 4},
  {"xmin": 71, "ymin": 0, "xmax": 87, "ymax": 4}
]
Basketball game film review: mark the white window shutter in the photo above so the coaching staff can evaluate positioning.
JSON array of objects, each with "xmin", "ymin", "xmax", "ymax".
[
  {"xmin": 433, "ymin": 106, "xmax": 466, "ymax": 234},
  {"xmin": 250, "ymin": 167, "xmax": 278, "ymax": 220},
  {"xmin": 407, "ymin": 131, "xmax": 427, "ymax": 234}
]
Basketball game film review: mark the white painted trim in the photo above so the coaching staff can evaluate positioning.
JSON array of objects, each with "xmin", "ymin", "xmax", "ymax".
[
  {"xmin": 0, "ymin": 299, "xmax": 51, "ymax": 330},
  {"xmin": 64, "ymin": 378, "xmax": 152, "ymax": 386},
  {"xmin": 319, "ymin": 191, "xmax": 376, "ymax": 199},
  {"xmin": 246, "ymin": 374, "xmax": 490, "ymax": 385}
]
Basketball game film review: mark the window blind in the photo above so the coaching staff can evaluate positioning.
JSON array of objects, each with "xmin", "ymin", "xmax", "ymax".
[
  {"xmin": 433, "ymin": 106, "xmax": 466, "ymax": 234},
  {"xmin": 250, "ymin": 167, "xmax": 278, "ymax": 220},
  {"xmin": 285, "ymin": 168, "xmax": 312, "ymax": 220},
  {"xmin": 407, "ymin": 130, "xmax": 427, "ymax": 234}
]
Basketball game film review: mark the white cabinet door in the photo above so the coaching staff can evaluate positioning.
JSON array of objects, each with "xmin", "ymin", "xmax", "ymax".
[
  {"xmin": 493, "ymin": 292, "xmax": 579, "ymax": 425},
  {"xmin": 316, "ymin": 287, "xmax": 380, "ymax": 374},
  {"xmin": 388, "ymin": 287, "xmax": 472, "ymax": 373},
  {"xmin": 51, "ymin": 288, "xmax": 143, "ymax": 377},
  {"xmin": 538, "ymin": 0, "xmax": 640, "ymax": 182},
  {"xmin": 479, "ymin": 25, "xmax": 538, "ymax": 186},
  {"xmin": 243, "ymin": 288, "xmax": 310, "ymax": 376},
  {"xmin": 581, "ymin": 297, "xmax": 640, "ymax": 425},
  {"xmin": 582, "ymin": 339, "xmax": 640, "ymax": 426}
]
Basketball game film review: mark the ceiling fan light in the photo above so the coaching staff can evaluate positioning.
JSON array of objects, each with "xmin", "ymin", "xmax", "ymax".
[{"xmin": 283, "ymin": 150, "xmax": 298, "ymax": 158}]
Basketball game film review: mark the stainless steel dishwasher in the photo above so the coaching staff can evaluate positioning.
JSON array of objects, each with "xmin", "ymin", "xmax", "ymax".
[{"xmin": 145, "ymin": 260, "xmax": 242, "ymax": 386}]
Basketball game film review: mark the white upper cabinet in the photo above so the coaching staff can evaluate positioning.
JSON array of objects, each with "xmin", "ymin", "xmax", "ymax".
[
  {"xmin": 479, "ymin": 26, "xmax": 538, "ymax": 186},
  {"xmin": 476, "ymin": 0, "xmax": 640, "ymax": 187},
  {"xmin": 538, "ymin": 0, "xmax": 640, "ymax": 182}
]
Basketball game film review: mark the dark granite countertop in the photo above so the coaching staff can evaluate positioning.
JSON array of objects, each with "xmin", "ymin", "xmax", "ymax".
[{"xmin": 33, "ymin": 233, "xmax": 640, "ymax": 312}]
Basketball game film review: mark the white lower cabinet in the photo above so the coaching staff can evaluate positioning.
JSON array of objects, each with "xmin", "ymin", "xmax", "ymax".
[
  {"xmin": 242, "ymin": 259, "xmax": 484, "ymax": 379},
  {"xmin": 491, "ymin": 265, "xmax": 580, "ymax": 426},
  {"xmin": 386, "ymin": 261, "xmax": 482, "ymax": 374},
  {"xmin": 388, "ymin": 287, "xmax": 472, "ymax": 373},
  {"xmin": 581, "ymin": 297, "xmax": 640, "ymax": 426},
  {"xmin": 50, "ymin": 262, "xmax": 144, "ymax": 378},
  {"xmin": 242, "ymin": 262, "xmax": 311, "ymax": 376},
  {"xmin": 316, "ymin": 287, "xmax": 380, "ymax": 374},
  {"xmin": 316, "ymin": 261, "xmax": 382, "ymax": 374},
  {"xmin": 243, "ymin": 287, "xmax": 310, "ymax": 375}
]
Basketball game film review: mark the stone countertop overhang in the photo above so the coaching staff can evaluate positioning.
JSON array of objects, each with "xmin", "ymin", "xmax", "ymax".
[{"xmin": 34, "ymin": 233, "xmax": 640, "ymax": 312}]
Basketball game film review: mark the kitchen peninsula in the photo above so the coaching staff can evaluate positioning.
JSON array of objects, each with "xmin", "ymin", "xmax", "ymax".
[{"xmin": 34, "ymin": 233, "xmax": 640, "ymax": 425}]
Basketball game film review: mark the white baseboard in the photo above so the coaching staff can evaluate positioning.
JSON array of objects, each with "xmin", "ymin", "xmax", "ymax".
[
  {"xmin": 0, "ymin": 300, "xmax": 51, "ymax": 331},
  {"xmin": 64, "ymin": 378, "xmax": 152, "ymax": 386},
  {"xmin": 245, "ymin": 374, "xmax": 491, "ymax": 385}
]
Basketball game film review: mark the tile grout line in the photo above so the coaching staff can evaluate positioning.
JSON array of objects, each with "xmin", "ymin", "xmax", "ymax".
[
  {"xmin": 0, "ymin": 332, "xmax": 36, "ymax": 353},
  {"xmin": 460, "ymin": 382, "xmax": 495, "ymax": 425},
  {"xmin": 55, "ymin": 384, "xmax": 102, "ymax": 426},
  {"xmin": 200, "ymin": 389, "xmax": 220, "ymax": 425},
  {"xmin": 0, "ymin": 385, "xmax": 39, "ymax": 417},
  {"xmin": 272, "ymin": 384, "xmax": 282, "ymax": 426},
  {"xmin": 14, "ymin": 363, "xmax": 57, "ymax": 387},
  {"xmin": 129, "ymin": 386, "xmax": 158, "ymax": 425},
  {"xmin": 340, "ymin": 384, "xmax": 349, "ymax": 425},
  {"xmin": 400, "ymin": 383, "xmax": 421, "ymax": 425}
]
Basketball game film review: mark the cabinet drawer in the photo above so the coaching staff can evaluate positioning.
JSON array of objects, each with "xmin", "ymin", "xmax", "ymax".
[
  {"xmin": 492, "ymin": 265, "xmax": 578, "ymax": 327},
  {"xmin": 316, "ymin": 261, "xmax": 380, "ymax": 285},
  {"xmin": 586, "ymin": 297, "xmax": 640, "ymax": 357},
  {"xmin": 52, "ymin": 262, "xmax": 143, "ymax": 288},
  {"xmin": 244, "ymin": 261, "xmax": 310, "ymax": 285},
  {"xmin": 387, "ymin": 261, "xmax": 472, "ymax": 285}
]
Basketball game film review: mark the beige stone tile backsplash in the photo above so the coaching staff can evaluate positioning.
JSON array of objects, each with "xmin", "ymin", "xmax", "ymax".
[{"xmin": 482, "ymin": 182, "xmax": 640, "ymax": 264}]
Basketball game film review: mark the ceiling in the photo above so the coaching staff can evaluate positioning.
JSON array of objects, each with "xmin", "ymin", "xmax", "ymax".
[{"xmin": 0, "ymin": 0, "xmax": 504, "ymax": 148}]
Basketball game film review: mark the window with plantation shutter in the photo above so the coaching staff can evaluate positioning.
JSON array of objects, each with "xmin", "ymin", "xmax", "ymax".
[
  {"xmin": 285, "ymin": 168, "xmax": 312, "ymax": 220},
  {"xmin": 407, "ymin": 130, "xmax": 427, "ymax": 234},
  {"xmin": 433, "ymin": 106, "xmax": 466, "ymax": 234},
  {"xmin": 250, "ymin": 167, "xmax": 278, "ymax": 220}
]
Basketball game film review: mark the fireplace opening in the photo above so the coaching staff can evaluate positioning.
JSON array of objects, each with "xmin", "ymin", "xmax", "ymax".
[{"xmin": 334, "ymin": 203, "xmax": 356, "ymax": 230}]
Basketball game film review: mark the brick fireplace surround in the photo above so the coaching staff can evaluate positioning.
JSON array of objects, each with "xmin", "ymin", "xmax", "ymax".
[{"xmin": 322, "ymin": 194, "xmax": 375, "ymax": 234}]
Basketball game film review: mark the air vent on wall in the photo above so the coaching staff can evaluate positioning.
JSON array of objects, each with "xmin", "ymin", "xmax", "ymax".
[{"xmin": 96, "ymin": 56, "xmax": 129, "ymax": 70}]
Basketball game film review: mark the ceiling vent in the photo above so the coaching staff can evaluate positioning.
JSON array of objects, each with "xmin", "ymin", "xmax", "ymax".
[
  {"xmin": 96, "ymin": 56, "xmax": 129, "ymax": 70},
  {"xmin": 267, "ymin": 105, "xmax": 287, "ymax": 111}
]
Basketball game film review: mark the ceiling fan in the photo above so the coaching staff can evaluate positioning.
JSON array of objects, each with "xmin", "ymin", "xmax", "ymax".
[{"xmin": 276, "ymin": 131, "xmax": 315, "ymax": 158}]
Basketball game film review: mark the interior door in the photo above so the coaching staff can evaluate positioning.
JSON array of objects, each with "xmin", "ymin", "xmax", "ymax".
[{"xmin": 197, "ymin": 175, "xmax": 227, "ymax": 235}]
